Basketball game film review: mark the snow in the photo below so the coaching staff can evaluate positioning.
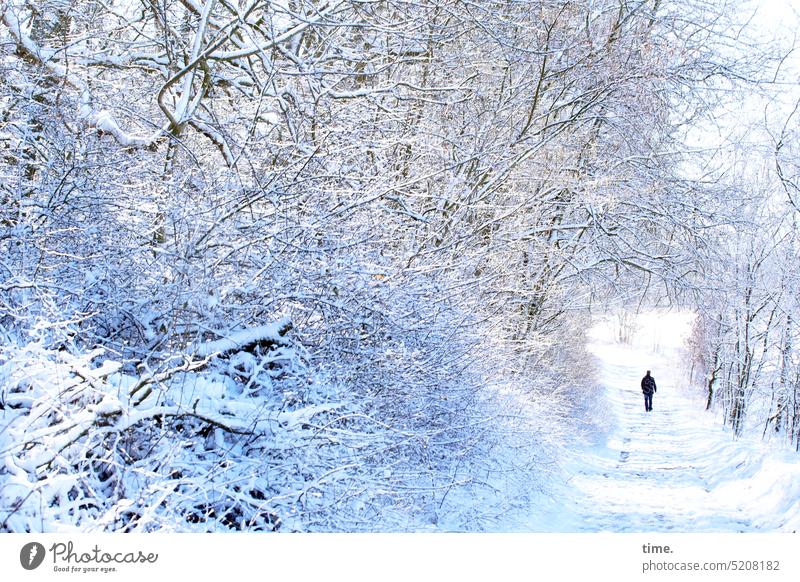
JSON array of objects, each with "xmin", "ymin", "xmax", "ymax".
[{"xmin": 528, "ymin": 310, "xmax": 800, "ymax": 532}]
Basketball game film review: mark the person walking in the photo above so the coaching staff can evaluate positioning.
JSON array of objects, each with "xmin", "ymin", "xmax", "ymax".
[{"xmin": 641, "ymin": 370, "xmax": 657, "ymax": 412}]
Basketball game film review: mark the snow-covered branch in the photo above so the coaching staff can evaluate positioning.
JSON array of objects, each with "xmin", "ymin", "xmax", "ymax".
[
  {"xmin": 194, "ymin": 318, "xmax": 293, "ymax": 357},
  {"xmin": 1, "ymin": 5, "xmax": 162, "ymax": 147}
]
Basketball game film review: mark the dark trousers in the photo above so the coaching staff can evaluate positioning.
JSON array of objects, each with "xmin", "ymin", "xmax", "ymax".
[{"xmin": 644, "ymin": 393, "xmax": 653, "ymax": 412}]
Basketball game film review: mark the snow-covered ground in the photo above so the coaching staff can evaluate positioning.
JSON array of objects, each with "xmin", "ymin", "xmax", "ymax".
[{"xmin": 530, "ymin": 311, "xmax": 800, "ymax": 532}]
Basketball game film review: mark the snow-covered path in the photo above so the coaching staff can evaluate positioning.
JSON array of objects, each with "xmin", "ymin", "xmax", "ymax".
[{"xmin": 532, "ymin": 312, "xmax": 800, "ymax": 532}]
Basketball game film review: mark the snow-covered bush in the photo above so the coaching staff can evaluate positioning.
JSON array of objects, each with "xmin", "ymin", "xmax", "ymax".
[
  {"xmin": 1, "ymin": 299, "xmax": 567, "ymax": 532},
  {"xmin": 1, "ymin": 324, "xmax": 322, "ymax": 531}
]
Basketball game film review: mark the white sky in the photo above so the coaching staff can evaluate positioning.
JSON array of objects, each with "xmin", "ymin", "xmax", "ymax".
[
  {"xmin": 679, "ymin": 1, "xmax": 800, "ymax": 168},
  {"xmin": 749, "ymin": 0, "xmax": 800, "ymax": 69},
  {"xmin": 752, "ymin": 0, "xmax": 800, "ymax": 27}
]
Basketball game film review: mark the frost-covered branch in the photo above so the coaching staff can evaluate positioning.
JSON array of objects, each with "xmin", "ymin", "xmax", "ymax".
[{"xmin": 1, "ymin": 4, "xmax": 163, "ymax": 147}]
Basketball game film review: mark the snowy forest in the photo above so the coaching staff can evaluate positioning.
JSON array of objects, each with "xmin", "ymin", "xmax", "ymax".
[{"xmin": 2, "ymin": 0, "xmax": 800, "ymax": 533}]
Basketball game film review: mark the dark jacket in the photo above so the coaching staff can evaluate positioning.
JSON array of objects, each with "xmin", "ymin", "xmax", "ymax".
[{"xmin": 641, "ymin": 374, "xmax": 657, "ymax": 395}]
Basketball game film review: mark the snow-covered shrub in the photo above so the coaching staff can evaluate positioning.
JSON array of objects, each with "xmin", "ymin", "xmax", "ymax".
[{"xmin": 0, "ymin": 324, "xmax": 348, "ymax": 531}]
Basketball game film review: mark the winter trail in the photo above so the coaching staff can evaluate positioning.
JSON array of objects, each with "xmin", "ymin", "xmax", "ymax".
[{"xmin": 533, "ymin": 311, "xmax": 800, "ymax": 532}]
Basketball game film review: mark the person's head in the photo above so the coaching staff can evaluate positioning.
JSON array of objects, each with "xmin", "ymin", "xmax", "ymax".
[{"xmin": 646, "ymin": 370, "xmax": 651, "ymax": 376}]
